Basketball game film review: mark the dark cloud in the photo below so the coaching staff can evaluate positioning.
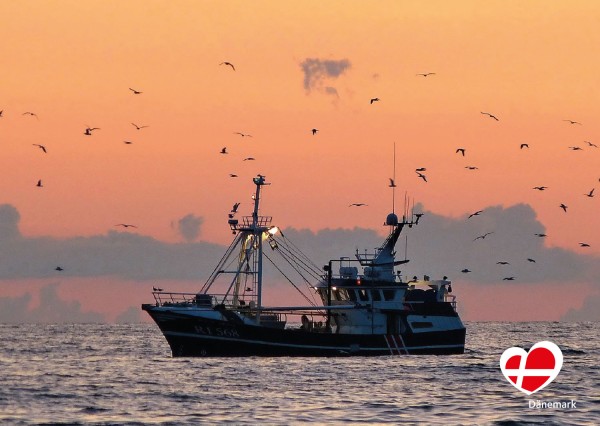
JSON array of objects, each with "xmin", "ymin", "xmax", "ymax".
[
  {"xmin": 300, "ymin": 58, "xmax": 351, "ymax": 95},
  {"xmin": 560, "ymin": 294, "xmax": 600, "ymax": 321},
  {"xmin": 176, "ymin": 213, "xmax": 203, "ymax": 242},
  {"xmin": 0, "ymin": 283, "xmax": 105, "ymax": 323}
]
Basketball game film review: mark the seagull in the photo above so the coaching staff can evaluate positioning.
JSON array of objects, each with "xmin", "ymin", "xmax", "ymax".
[
  {"xmin": 461, "ymin": 268, "xmax": 472, "ymax": 273},
  {"xmin": 115, "ymin": 224, "xmax": 137, "ymax": 228},
  {"xmin": 481, "ymin": 111, "xmax": 499, "ymax": 121},
  {"xmin": 131, "ymin": 123, "xmax": 149, "ymax": 130},
  {"xmin": 36, "ymin": 179, "xmax": 43, "ymax": 187},
  {"xmin": 579, "ymin": 242, "xmax": 590, "ymax": 247},
  {"xmin": 243, "ymin": 157, "xmax": 255, "ymax": 161},
  {"xmin": 415, "ymin": 167, "xmax": 426, "ymax": 172},
  {"xmin": 23, "ymin": 111, "xmax": 38, "ymax": 119},
  {"xmin": 123, "ymin": 140, "xmax": 133, "ymax": 144},
  {"xmin": 349, "ymin": 203, "xmax": 368, "ymax": 207},
  {"xmin": 585, "ymin": 188, "xmax": 595, "ymax": 198},
  {"xmin": 527, "ymin": 258, "xmax": 536, "ymax": 263},
  {"xmin": 569, "ymin": 146, "xmax": 583, "ymax": 151},
  {"xmin": 503, "ymin": 277, "xmax": 516, "ymax": 281},
  {"xmin": 416, "ymin": 72, "xmax": 436, "ymax": 77},
  {"xmin": 229, "ymin": 174, "xmax": 238, "ymax": 178},
  {"xmin": 388, "ymin": 178, "xmax": 396, "ymax": 187},
  {"xmin": 32, "ymin": 144, "xmax": 47, "ymax": 153},
  {"xmin": 456, "ymin": 148, "xmax": 466, "ymax": 156},
  {"xmin": 220, "ymin": 61, "xmax": 235, "ymax": 71},
  {"xmin": 496, "ymin": 261, "xmax": 510, "ymax": 265},
  {"xmin": 129, "ymin": 88, "xmax": 142, "ymax": 94},
  {"xmin": 416, "ymin": 172, "xmax": 427, "ymax": 182},
  {"xmin": 370, "ymin": 98, "xmax": 380, "ymax": 104},
  {"xmin": 584, "ymin": 141, "xmax": 598, "ymax": 148},
  {"xmin": 520, "ymin": 143, "xmax": 529, "ymax": 149},
  {"xmin": 563, "ymin": 119, "xmax": 581, "ymax": 125},
  {"xmin": 55, "ymin": 266, "xmax": 64, "ymax": 271},
  {"xmin": 559, "ymin": 203, "xmax": 568, "ymax": 212},
  {"xmin": 414, "ymin": 213, "xmax": 424, "ymax": 224},
  {"xmin": 234, "ymin": 132, "xmax": 252, "ymax": 138},
  {"xmin": 534, "ymin": 233, "xmax": 547, "ymax": 237},
  {"xmin": 84, "ymin": 127, "xmax": 100, "ymax": 135},
  {"xmin": 465, "ymin": 166, "xmax": 479, "ymax": 170},
  {"xmin": 468, "ymin": 210, "xmax": 483, "ymax": 219},
  {"xmin": 311, "ymin": 128, "xmax": 318, "ymax": 135},
  {"xmin": 473, "ymin": 232, "xmax": 494, "ymax": 241},
  {"xmin": 220, "ymin": 147, "xmax": 228, "ymax": 154},
  {"xmin": 533, "ymin": 186, "xmax": 548, "ymax": 191},
  {"xmin": 231, "ymin": 203, "xmax": 241, "ymax": 213},
  {"xmin": 152, "ymin": 286, "xmax": 164, "ymax": 292}
]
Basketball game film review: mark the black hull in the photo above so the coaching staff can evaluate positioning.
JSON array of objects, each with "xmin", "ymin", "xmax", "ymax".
[{"xmin": 143, "ymin": 306, "xmax": 466, "ymax": 357}]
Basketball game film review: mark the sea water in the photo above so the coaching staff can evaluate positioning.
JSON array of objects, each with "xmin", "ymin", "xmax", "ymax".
[{"xmin": 0, "ymin": 322, "xmax": 597, "ymax": 425}]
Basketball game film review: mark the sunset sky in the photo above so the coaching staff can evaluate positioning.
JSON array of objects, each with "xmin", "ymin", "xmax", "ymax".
[{"xmin": 1, "ymin": 1, "xmax": 598, "ymax": 322}]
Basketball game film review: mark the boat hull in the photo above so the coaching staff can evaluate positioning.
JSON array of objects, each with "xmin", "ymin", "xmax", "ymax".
[{"xmin": 143, "ymin": 305, "xmax": 466, "ymax": 357}]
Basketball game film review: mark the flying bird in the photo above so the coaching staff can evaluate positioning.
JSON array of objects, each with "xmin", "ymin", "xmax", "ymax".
[
  {"xmin": 473, "ymin": 232, "xmax": 494, "ymax": 241},
  {"xmin": 234, "ymin": 132, "xmax": 252, "ymax": 138},
  {"xmin": 23, "ymin": 111, "xmax": 38, "ymax": 119},
  {"xmin": 129, "ymin": 88, "xmax": 142, "ymax": 94},
  {"xmin": 461, "ymin": 268, "xmax": 472, "ymax": 273},
  {"xmin": 465, "ymin": 166, "xmax": 479, "ymax": 170},
  {"xmin": 416, "ymin": 72, "xmax": 436, "ymax": 77},
  {"xmin": 496, "ymin": 261, "xmax": 510, "ymax": 265},
  {"xmin": 220, "ymin": 61, "xmax": 236, "ymax": 71},
  {"xmin": 152, "ymin": 286, "xmax": 164, "ymax": 292},
  {"xmin": 534, "ymin": 233, "xmax": 547, "ymax": 237},
  {"xmin": 502, "ymin": 277, "xmax": 516, "ymax": 281},
  {"xmin": 456, "ymin": 148, "xmax": 466, "ymax": 156},
  {"xmin": 579, "ymin": 242, "xmax": 591, "ymax": 247},
  {"xmin": 243, "ymin": 157, "xmax": 255, "ymax": 161},
  {"xmin": 468, "ymin": 210, "xmax": 483, "ymax": 219},
  {"xmin": 416, "ymin": 172, "xmax": 427, "ymax": 182},
  {"xmin": 220, "ymin": 147, "xmax": 228, "ymax": 154},
  {"xmin": 123, "ymin": 140, "xmax": 133, "ymax": 144},
  {"xmin": 131, "ymin": 123, "xmax": 149, "ymax": 130},
  {"xmin": 584, "ymin": 141, "xmax": 598, "ymax": 148},
  {"xmin": 370, "ymin": 98, "xmax": 380, "ymax": 104},
  {"xmin": 569, "ymin": 146, "xmax": 583, "ymax": 151},
  {"xmin": 388, "ymin": 178, "xmax": 396, "ymax": 188},
  {"xmin": 481, "ymin": 111, "xmax": 499, "ymax": 121},
  {"xmin": 55, "ymin": 266, "xmax": 64, "ymax": 271},
  {"xmin": 229, "ymin": 174, "xmax": 238, "ymax": 178},
  {"xmin": 563, "ymin": 119, "xmax": 581, "ymax": 125},
  {"xmin": 32, "ymin": 144, "xmax": 47, "ymax": 153},
  {"xmin": 520, "ymin": 143, "xmax": 529, "ymax": 149},
  {"xmin": 527, "ymin": 258, "xmax": 536, "ymax": 263},
  {"xmin": 585, "ymin": 188, "xmax": 595, "ymax": 198},
  {"xmin": 311, "ymin": 128, "xmax": 318, "ymax": 135},
  {"xmin": 115, "ymin": 224, "xmax": 137, "ymax": 228},
  {"xmin": 231, "ymin": 202, "xmax": 241, "ymax": 213},
  {"xmin": 533, "ymin": 186, "xmax": 548, "ymax": 191},
  {"xmin": 36, "ymin": 179, "xmax": 43, "ymax": 187},
  {"xmin": 84, "ymin": 127, "xmax": 100, "ymax": 135},
  {"xmin": 415, "ymin": 167, "xmax": 426, "ymax": 172},
  {"xmin": 349, "ymin": 203, "xmax": 368, "ymax": 207},
  {"xmin": 559, "ymin": 203, "xmax": 568, "ymax": 212}
]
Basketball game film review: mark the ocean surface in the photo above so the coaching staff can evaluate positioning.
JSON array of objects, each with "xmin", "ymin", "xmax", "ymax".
[{"xmin": 0, "ymin": 322, "xmax": 597, "ymax": 425}]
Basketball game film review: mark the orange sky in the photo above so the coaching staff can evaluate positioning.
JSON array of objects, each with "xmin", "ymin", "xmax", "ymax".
[{"xmin": 0, "ymin": 1, "xmax": 599, "ymax": 322}]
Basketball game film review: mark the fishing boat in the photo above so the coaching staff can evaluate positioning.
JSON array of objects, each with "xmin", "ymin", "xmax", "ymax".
[{"xmin": 142, "ymin": 175, "xmax": 466, "ymax": 356}]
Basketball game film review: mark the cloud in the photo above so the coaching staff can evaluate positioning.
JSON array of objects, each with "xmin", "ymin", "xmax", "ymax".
[
  {"xmin": 300, "ymin": 58, "xmax": 351, "ymax": 95},
  {"xmin": 560, "ymin": 293, "xmax": 600, "ymax": 321},
  {"xmin": 0, "ymin": 203, "xmax": 598, "ymax": 286},
  {"xmin": 176, "ymin": 213, "xmax": 203, "ymax": 242},
  {"xmin": 0, "ymin": 283, "xmax": 105, "ymax": 323},
  {"xmin": 115, "ymin": 306, "xmax": 143, "ymax": 323}
]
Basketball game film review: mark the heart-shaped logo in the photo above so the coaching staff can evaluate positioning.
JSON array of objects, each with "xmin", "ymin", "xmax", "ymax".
[{"xmin": 500, "ymin": 341, "xmax": 563, "ymax": 395}]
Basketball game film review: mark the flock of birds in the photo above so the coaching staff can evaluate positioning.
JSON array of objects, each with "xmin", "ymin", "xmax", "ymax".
[{"xmin": 4, "ymin": 61, "xmax": 598, "ymax": 285}]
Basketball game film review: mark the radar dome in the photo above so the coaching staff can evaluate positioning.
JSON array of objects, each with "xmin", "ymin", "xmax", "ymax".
[{"xmin": 385, "ymin": 213, "xmax": 399, "ymax": 226}]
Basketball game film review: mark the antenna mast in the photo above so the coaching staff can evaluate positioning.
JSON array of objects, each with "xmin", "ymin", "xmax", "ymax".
[{"xmin": 392, "ymin": 142, "xmax": 396, "ymax": 215}]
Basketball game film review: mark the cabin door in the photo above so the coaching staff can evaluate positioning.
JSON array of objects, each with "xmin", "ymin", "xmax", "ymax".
[{"xmin": 386, "ymin": 314, "xmax": 400, "ymax": 334}]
